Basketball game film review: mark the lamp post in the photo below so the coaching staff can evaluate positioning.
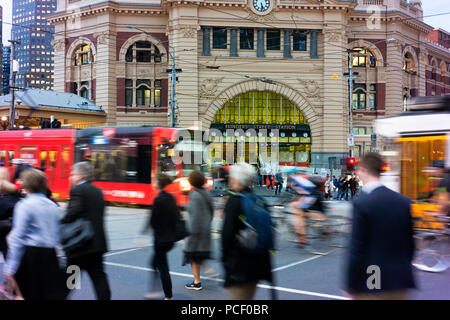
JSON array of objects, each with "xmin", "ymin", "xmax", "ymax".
[
  {"xmin": 9, "ymin": 40, "xmax": 20, "ymax": 130},
  {"xmin": 126, "ymin": 25, "xmax": 180, "ymax": 128},
  {"xmin": 346, "ymin": 38, "xmax": 396, "ymax": 157}
]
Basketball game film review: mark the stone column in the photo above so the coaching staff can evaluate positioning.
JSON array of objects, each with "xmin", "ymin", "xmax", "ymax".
[
  {"xmin": 257, "ymin": 28, "xmax": 265, "ymax": 58},
  {"xmin": 202, "ymin": 26, "xmax": 211, "ymax": 56},
  {"xmin": 283, "ymin": 29, "xmax": 292, "ymax": 58},
  {"xmin": 230, "ymin": 27, "xmax": 238, "ymax": 57},
  {"xmin": 52, "ymin": 37, "xmax": 66, "ymax": 93},
  {"xmin": 418, "ymin": 48, "xmax": 427, "ymax": 97},
  {"xmin": 385, "ymin": 40, "xmax": 403, "ymax": 116},
  {"xmin": 310, "ymin": 29, "xmax": 319, "ymax": 59},
  {"xmin": 95, "ymin": 30, "xmax": 117, "ymax": 125}
]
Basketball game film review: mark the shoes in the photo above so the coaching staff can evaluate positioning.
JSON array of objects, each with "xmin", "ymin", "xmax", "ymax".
[
  {"xmin": 143, "ymin": 291, "xmax": 164, "ymax": 299},
  {"xmin": 295, "ymin": 233, "xmax": 308, "ymax": 246},
  {"xmin": 185, "ymin": 282, "xmax": 202, "ymax": 291}
]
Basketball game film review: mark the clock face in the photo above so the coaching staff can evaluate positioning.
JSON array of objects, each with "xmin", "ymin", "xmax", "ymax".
[{"xmin": 253, "ymin": 0, "xmax": 270, "ymax": 13}]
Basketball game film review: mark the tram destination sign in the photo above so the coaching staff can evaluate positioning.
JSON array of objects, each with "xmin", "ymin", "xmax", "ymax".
[{"xmin": 211, "ymin": 123, "xmax": 310, "ymax": 131}]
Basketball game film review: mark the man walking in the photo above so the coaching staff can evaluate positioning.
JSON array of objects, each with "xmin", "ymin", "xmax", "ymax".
[
  {"xmin": 61, "ymin": 162, "xmax": 111, "ymax": 300},
  {"xmin": 345, "ymin": 153, "xmax": 415, "ymax": 300}
]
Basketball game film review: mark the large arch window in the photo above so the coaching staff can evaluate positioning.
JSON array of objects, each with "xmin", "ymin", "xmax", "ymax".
[
  {"xmin": 213, "ymin": 91, "xmax": 306, "ymax": 125},
  {"xmin": 125, "ymin": 41, "xmax": 162, "ymax": 63},
  {"xmin": 72, "ymin": 44, "xmax": 93, "ymax": 66},
  {"xmin": 350, "ymin": 48, "xmax": 376, "ymax": 68}
]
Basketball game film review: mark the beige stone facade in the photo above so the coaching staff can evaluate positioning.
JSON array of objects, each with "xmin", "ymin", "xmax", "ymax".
[{"xmin": 48, "ymin": 0, "xmax": 450, "ymax": 168}]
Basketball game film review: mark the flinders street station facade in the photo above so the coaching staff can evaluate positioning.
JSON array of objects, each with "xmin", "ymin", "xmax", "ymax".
[{"xmin": 48, "ymin": 0, "xmax": 450, "ymax": 169}]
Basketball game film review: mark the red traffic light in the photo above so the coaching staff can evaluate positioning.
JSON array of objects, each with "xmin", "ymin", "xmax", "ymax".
[{"xmin": 349, "ymin": 158, "xmax": 356, "ymax": 165}]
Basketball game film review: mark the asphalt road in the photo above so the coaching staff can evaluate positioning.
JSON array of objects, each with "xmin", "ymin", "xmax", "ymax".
[{"xmin": 1, "ymin": 197, "xmax": 449, "ymax": 300}]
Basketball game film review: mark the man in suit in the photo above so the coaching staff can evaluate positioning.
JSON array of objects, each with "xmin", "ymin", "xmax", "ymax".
[
  {"xmin": 61, "ymin": 162, "xmax": 111, "ymax": 300},
  {"xmin": 345, "ymin": 153, "xmax": 415, "ymax": 300}
]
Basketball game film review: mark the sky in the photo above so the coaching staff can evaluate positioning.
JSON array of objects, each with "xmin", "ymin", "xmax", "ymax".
[{"xmin": 1, "ymin": 0, "xmax": 450, "ymax": 46}]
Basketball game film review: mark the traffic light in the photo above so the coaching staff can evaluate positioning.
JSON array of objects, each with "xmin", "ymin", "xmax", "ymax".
[{"xmin": 347, "ymin": 157, "xmax": 356, "ymax": 171}]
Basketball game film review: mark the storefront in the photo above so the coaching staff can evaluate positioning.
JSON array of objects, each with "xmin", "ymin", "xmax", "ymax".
[{"xmin": 210, "ymin": 91, "xmax": 311, "ymax": 167}]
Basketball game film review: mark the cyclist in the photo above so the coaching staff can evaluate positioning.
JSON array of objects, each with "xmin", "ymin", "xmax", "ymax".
[{"xmin": 288, "ymin": 175, "xmax": 328, "ymax": 245}]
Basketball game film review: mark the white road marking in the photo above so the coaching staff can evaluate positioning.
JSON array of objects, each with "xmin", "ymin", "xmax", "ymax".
[
  {"xmin": 104, "ymin": 261, "xmax": 349, "ymax": 300},
  {"xmin": 104, "ymin": 248, "xmax": 145, "ymax": 257},
  {"xmin": 272, "ymin": 249, "xmax": 337, "ymax": 272}
]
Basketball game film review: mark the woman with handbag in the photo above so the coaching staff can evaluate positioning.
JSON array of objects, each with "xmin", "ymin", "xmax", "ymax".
[
  {"xmin": 145, "ymin": 173, "xmax": 178, "ymax": 300},
  {"xmin": 2, "ymin": 169, "xmax": 67, "ymax": 300},
  {"xmin": 183, "ymin": 171, "xmax": 214, "ymax": 291}
]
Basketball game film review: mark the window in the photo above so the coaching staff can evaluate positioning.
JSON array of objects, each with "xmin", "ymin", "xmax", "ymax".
[
  {"xmin": 125, "ymin": 79, "xmax": 133, "ymax": 107},
  {"xmin": 213, "ymin": 27, "xmax": 227, "ymax": 49},
  {"xmin": 154, "ymin": 80, "xmax": 162, "ymax": 107},
  {"xmin": 240, "ymin": 28, "xmax": 254, "ymax": 50},
  {"xmin": 403, "ymin": 52, "xmax": 415, "ymax": 73},
  {"xmin": 293, "ymin": 31, "xmax": 307, "ymax": 51},
  {"xmin": 369, "ymin": 84, "xmax": 377, "ymax": 110},
  {"xmin": 80, "ymin": 87, "xmax": 89, "ymax": 99},
  {"xmin": 73, "ymin": 44, "xmax": 92, "ymax": 66},
  {"xmin": 353, "ymin": 127, "xmax": 367, "ymax": 136},
  {"xmin": 267, "ymin": 30, "xmax": 280, "ymax": 51},
  {"xmin": 126, "ymin": 41, "xmax": 160, "ymax": 63},
  {"xmin": 351, "ymin": 48, "xmax": 376, "ymax": 68},
  {"xmin": 353, "ymin": 84, "xmax": 366, "ymax": 110},
  {"xmin": 137, "ymin": 86, "xmax": 151, "ymax": 107}
]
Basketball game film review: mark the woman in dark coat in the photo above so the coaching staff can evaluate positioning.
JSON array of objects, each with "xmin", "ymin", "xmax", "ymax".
[
  {"xmin": 221, "ymin": 163, "xmax": 272, "ymax": 300},
  {"xmin": 147, "ymin": 173, "xmax": 178, "ymax": 300},
  {"xmin": 183, "ymin": 171, "xmax": 214, "ymax": 291}
]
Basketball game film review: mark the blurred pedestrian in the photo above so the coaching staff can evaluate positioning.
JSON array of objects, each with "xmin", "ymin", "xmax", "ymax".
[
  {"xmin": 222, "ymin": 163, "xmax": 273, "ymax": 300},
  {"xmin": 184, "ymin": 171, "xmax": 214, "ymax": 291},
  {"xmin": 345, "ymin": 153, "xmax": 415, "ymax": 300},
  {"xmin": 144, "ymin": 173, "xmax": 178, "ymax": 300},
  {"xmin": 324, "ymin": 177, "xmax": 332, "ymax": 200},
  {"xmin": 60, "ymin": 162, "xmax": 111, "ymax": 300},
  {"xmin": 350, "ymin": 175, "xmax": 358, "ymax": 200},
  {"xmin": 275, "ymin": 171, "xmax": 283, "ymax": 195},
  {"xmin": 261, "ymin": 167, "xmax": 267, "ymax": 187},
  {"xmin": 332, "ymin": 176, "xmax": 338, "ymax": 198},
  {"xmin": 0, "ymin": 168, "xmax": 20, "ymax": 259},
  {"xmin": 3, "ymin": 169, "xmax": 67, "ymax": 300}
]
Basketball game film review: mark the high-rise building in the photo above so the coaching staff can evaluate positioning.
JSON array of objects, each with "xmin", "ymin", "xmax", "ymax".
[
  {"xmin": 3, "ymin": 46, "xmax": 11, "ymax": 95},
  {"xmin": 12, "ymin": 0, "xmax": 56, "ymax": 90},
  {"xmin": 0, "ymin": 5, "xmax": 3, "ymax": 94}
]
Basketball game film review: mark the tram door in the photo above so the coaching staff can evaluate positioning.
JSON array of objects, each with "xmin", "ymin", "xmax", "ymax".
[{"xmin": 39, "ymin": 147, "xmax": 59, "ymax": 193}]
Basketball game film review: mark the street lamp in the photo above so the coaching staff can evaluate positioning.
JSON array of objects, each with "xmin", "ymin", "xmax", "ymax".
[
  {"xmin": 346, "ymin": 38, "xmax": 396, "ymax": 157},
  {"xmin": 126, "ymin": 25, "xmax": 179, "ymax": 128},
  {"xmin": 1, "ymin": 116, "xmax": 8, "ymax": 130}
]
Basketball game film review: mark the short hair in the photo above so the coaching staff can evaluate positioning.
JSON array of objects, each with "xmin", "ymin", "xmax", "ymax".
[
  {"xmin": 359, "ymin": 152, "xmax": 384, "ymax": 178},
  {"xmin": 229, "ymin": 163, "xmax": 257, "ymax": 188},
  {"xmin": 72, "ymin": 162, "xmax": 92, "ymax": 181},
  {"xmin": 21, "ymin": 168, "xmax": 47, "ymax": 194},
  {"xmin": 156, "ymin": 173, "xmax": 173, "ymax": 189},
  {"xmin": 188, "ymin": 170, "xmax": 205, "ymax": 189}
]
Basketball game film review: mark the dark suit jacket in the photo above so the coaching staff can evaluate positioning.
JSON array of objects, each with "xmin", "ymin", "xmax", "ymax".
[
  {"xmin": 346, "ymin": 185, "xmax": 415, "ymax": 294},
  {"xmin": 149, "ymin": 190, "xmax": 178, "ymax": 244},
  {"xmin": 60, "ymin": 181, "xmax": 108, "ymax": 258}
]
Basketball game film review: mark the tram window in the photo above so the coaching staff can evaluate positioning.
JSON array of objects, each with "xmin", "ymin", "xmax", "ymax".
[
  {"xmin": 49, "ymin": 151, "xmax": 57, "ymax": 169},
  {"xmin": 137, "ymin": 145, "xmax": 151, "ymax": 184},
  {"xmin": 61, "ymin": 146, "xmax": 71, "ymax": 179},
  {"xmin": 0, "ymin": 151, "xmax": 5, "ymax": 166},
  {"xmin": 9, "ymin": 151, "xmax": 14, "ymax": 163},
  {"xmin": 40, "ymin": 151, "xmax": 47, "ymax": 169},
  {"xmin": 158, "ymin": 143, "xmax": 178, "ymax": 179}
]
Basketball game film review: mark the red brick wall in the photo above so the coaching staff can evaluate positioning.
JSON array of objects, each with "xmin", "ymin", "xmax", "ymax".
[
  {"xmin": 91, "ymin": 79, "xmax": 96, "ymax": 102},
  {"xmin": 161, "ymin": 79, "xmax": 168, "ymax": 107},
  {"xmin": 376, "ymin": 83, "xmax": 386, "ymax": 110}
]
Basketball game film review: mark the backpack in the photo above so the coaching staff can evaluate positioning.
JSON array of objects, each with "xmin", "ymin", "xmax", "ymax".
[{"xmin": 236, "ymin": 192, "xmax": 274, "ymax": 255}]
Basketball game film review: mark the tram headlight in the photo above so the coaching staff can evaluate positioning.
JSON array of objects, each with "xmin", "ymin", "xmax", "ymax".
[{"xmin": 180, "ymin": 178, "xmax": 192, "ymax": 192}]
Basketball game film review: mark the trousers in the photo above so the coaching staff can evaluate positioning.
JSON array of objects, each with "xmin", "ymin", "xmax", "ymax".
[{"xmin": 152, "ymin": 241, "xmax": 174, "ymax": 299}]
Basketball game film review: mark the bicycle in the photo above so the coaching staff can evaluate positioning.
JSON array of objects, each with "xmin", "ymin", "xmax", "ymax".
[
  {"xmin": 412, "ymin": 215, "xmax": 450, "ymax": 273},
  {"xmin": 270, "ymin": 203, "xmax": 352, "ymax": 255}
]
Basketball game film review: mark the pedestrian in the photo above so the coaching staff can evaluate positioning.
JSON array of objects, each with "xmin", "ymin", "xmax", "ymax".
[
  {"xmin": 144, "ymin": 173, "xmax": 178, "ymax": 300},
  {"xmin": 275, "ymin": 171, "xmax": 283, "ymax": 195},
  {"xmin": 332, "ymin": 176, "xmax": 338, "ymax": 198},
  {"xmin": 342, "ymin": 176, "xmax": 350, "ymax": 201},
  {"xmin": 345, "ymin": 153, "xmax": 415, "ymax": 300},
  {"xmin": 0, "ymin": 168, "xmax": 21, "ymax": 259},
  {"xmin": 350, "ymin": 175, "xmax": 357, "ymax": 200},
  {"xmin": 261, "ymin": 167, "xmax": 267, "ymax": 187},
  {"xmin": 336, "ymin": 176, "xmax": 343, "ymax": 200},
  {"xmin": 60, "ymin": 162, "xmax": 111, "ymax": 300},
  {"xmin": 222, "ymin": 163, "xmax": 273, "ymax": 300},
  {"xmin": 324, "ymin": 177, "xmax": 332, "ymax": 200},
  {"xmin": 184, "ymin": 171, "xmax": 214, "ymax": 291},
  {"xmin": 3, "ymin": 169, "xmax": 67, "ymax": 300}
]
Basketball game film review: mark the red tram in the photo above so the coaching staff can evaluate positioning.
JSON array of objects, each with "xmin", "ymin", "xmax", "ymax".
[{"xmin": 0, "ymin": 126, "xmax": 209, "ymax": 206}]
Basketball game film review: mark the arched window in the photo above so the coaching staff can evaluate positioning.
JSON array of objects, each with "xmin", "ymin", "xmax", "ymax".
[
  {"xmin": 125, "ymin": 41, "xmax": 161, "ymax": 63},
  {"xmin": 403, "ymin": 52, "xmax": 415, "ymax": 73},
  {"xmin": 441, "ymin": 63, "xmax": 446, "ymax": 82},
  {"xmin": 350, "ymin": 48, "xmax": 376, "ymax": 68},
  {"xmin": 136, "ymin": 80, "xmax": 151, "ymax": 107},
  {"xmin": 73, "ymin": 44, "xmax": 93, "ymax": 66},
  {"xmin": 80, "ymin": 87, "xmax": 89, "ymax": 100},
  {"xmin": 431, "ymin": 60, "xmax": 438, "ymax": 81},
  {"xmin": 424, "ymin": 56, "xmax": 428, "ymax": 79}
]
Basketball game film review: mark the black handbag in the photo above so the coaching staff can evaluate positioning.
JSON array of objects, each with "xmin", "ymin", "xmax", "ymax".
[
  {"xmin": 174, "ymin": 212, "xmax": 190, "ymax": 242},
  {"xmin": 60, "ymin": 218, "xmax": 94, "ymax": 253}
]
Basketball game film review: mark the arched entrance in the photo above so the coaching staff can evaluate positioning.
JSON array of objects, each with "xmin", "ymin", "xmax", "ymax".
[{"xmin": 210, "ymin": 91, "xmax": 312, "ymax": 167}]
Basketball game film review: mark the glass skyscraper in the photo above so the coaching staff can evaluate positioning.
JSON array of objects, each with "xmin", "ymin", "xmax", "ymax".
[{"xmin": 12, "ymin": 0, "xmax": 56, "ymax": 90}]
